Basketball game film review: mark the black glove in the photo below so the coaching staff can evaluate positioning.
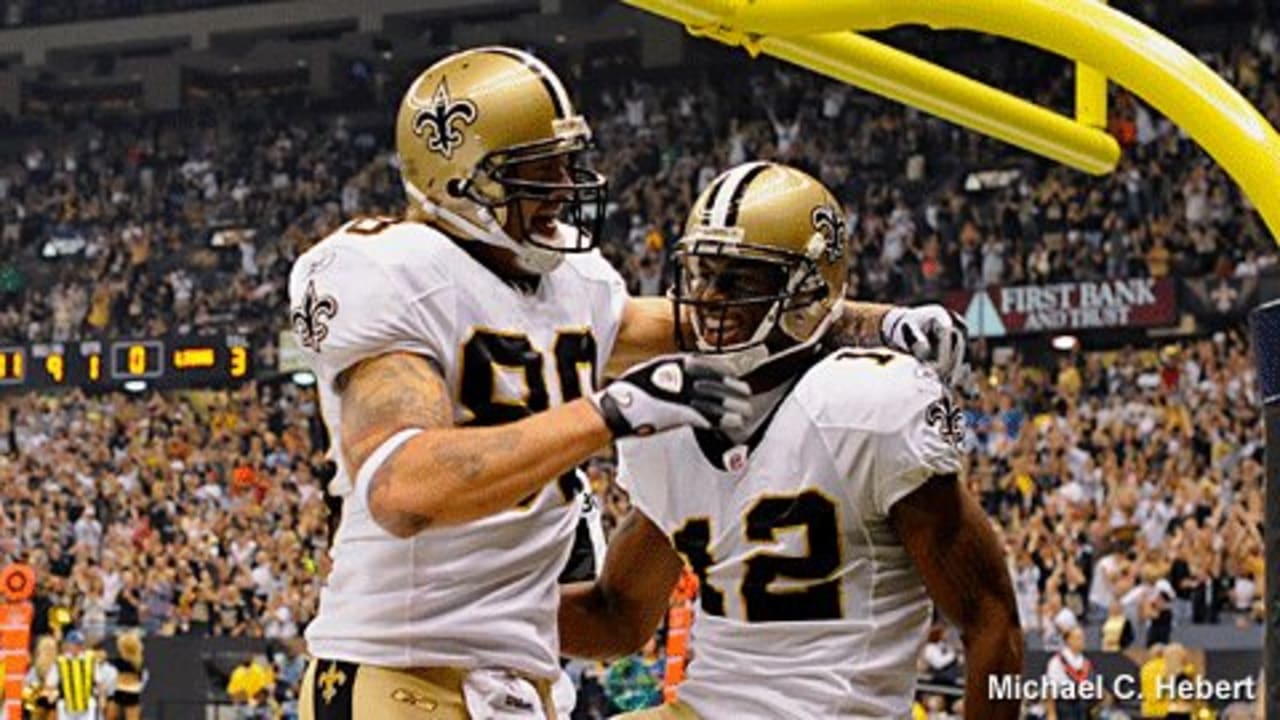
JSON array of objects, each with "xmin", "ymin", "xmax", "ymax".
[{"xmin": 590, "ymin": 355, "xmax": 752, "ymax": 438}]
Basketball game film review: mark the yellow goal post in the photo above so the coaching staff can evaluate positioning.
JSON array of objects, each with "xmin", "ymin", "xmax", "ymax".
[{"xmin": 624, "ymin": 0, "xmax": 1280, "ymax": 243}]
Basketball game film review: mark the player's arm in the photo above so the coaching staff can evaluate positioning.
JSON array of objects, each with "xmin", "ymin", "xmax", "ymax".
[
  {"xmin": 341, "ymin": 352, "xmax": 611, "ymax": 536},
  {"xmin": 826, "ymin": 300, "xmax": 893, "ymax": 348},
  {"xmin": 559, "ymin": 510, "xmax": 685, "ymax": 660},
  {"xmin": 890, "ymin": 474, "xmax": 1022, "ymax": 720},
  {"xmin": 605, "ymin": 297, "xmax": 927, "ymax": 376},
  {"xmin": 345, "ymin": 352, "xmax": 749, "ymax": 537},
  {"xmin": 606, "ymin": 296, "xmax": 676, "ymax": 376}
]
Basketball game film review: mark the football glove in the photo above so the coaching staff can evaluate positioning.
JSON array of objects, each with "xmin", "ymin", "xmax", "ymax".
[
  {"xmin": 591, "ymin": 355, "xmax": 752, "ymax": 438},
  {"xmin": 881, "ymin": 305, "xmax": 971, "ymax": 388}
]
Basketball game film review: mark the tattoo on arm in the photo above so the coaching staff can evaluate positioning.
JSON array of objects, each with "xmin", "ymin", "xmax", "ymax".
[
  {"xmin": 387, "ymin": 426, "xmax": 525, "ymax": 487},
  {"xmin": 365, "ymin": 441, "xmax": 425, "ymax": 537},
  {"xmin": 827, "ymin": 301, "xmax": 892, "ymax": 349},
  {"xmin": 339, "ymin": 353, "xmax": 453, "ymax": 535},
  {"xmin": 338, "ymin": 352, "xmax": 452, "ymax": 473}
]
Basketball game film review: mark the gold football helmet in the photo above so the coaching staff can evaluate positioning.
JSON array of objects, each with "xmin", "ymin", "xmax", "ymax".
[
  {"xmin": 396, "ymin": 46, "xmax": 606, "ymax": 274},
  {"xmin": 672, "ymin": 161, "xmax": 849, "ymax": 370}
]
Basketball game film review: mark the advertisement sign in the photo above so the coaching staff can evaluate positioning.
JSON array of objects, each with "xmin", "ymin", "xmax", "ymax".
[{"xmin": 946, "ymin": 278, "xmax": 1178, "ymax": 337}]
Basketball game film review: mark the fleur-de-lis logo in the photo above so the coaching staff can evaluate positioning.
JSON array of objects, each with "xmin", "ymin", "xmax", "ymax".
[
  {"xmin": 291, "ymin": 280, "xmax": 338, "ymax": 352},
  {"xmin": 925, "ymin": 396, "xmax": 966, "ymax": 448},
  {"xmin": 811, "ymin": 205, "xmax": 847, "ymax": 263},
  {"xmin": 318, "ymin": 662, "xmax": 347, "ymax": 705},
  {"xmin": 409, "ymin": 77, "xmax": 478, "ymax": 160}
]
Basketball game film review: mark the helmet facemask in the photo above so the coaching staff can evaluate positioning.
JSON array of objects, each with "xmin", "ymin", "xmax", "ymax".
[
  {"xmin": 453, "ymin": 118, "xmax": 606, "ymax": 271},
  {"xmin": 672, "ymin": 231, "xmax": 832, "ymax": 366}
]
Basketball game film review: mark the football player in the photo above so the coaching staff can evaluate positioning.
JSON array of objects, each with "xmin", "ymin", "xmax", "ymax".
[
  {"xmin": 559, "ymin": 162, "xmax": 1022, "ymax": 719},
  {"xmin": 290, "ymin": 47, "xmax": 969, "ymax": 719}
]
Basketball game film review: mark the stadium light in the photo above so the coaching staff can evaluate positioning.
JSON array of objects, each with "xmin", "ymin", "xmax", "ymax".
[
  {"xmin": 1051, "ymin": 335, "xmax": 1079, "ymax": 353},
  {"xmin": 122, "ymin": 380, "xmax": 147, "ymax": 394}
]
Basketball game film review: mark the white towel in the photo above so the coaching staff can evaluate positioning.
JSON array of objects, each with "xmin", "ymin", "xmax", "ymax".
[{"xmin": 461, "ymin": 668, "xmax": 547, "ymax": 719}]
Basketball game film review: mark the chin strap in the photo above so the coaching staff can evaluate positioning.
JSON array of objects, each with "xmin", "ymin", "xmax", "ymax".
[
  {"xmin": 699, "ymin": 344, "xmax": 772, "ymax": 377},
  {"xmin": 403, "ymin": 181, "xmax": 565, "ymax": 275},
  {"xmin": 705, "ymin": 299, "xmax": 844, "ymax": 377}
]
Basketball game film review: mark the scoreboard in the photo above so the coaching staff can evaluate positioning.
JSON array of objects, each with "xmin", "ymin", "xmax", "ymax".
[{"xmin": 0, "ymin": 335, "xmax": 252, "ymax": 392}]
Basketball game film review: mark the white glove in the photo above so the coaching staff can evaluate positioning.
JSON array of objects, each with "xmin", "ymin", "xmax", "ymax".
[
  {"xmin": 881, "ymin": 305, "xmax": 970, "ymax": 387},
  {"xmin": 591, "ymin": 355, "xmax": 752, "ymax": 438}
]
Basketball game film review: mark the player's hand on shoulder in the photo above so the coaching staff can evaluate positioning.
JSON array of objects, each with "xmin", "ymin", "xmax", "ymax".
[
  {"xmin": 880, "ymin": 304, "xmax": 971, "ymax": 390},
  {"xmin": 590, "ymin": 355, "xmax": 752, "ymax": 438}
]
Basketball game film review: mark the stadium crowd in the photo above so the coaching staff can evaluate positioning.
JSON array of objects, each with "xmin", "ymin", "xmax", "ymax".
[
  {"xmin": 0, "ymin": 107, "xmax": 401, "ymax": 347},
  {"xmin": 0, "ymin": 27, "xmax": 1276, "ymax": 347},
  {"xmin": 0, "ymin": 335, "xmax": 1265, "ymax": 716},
  {"xmin": 0, "ymin": 16, "xmax": 1274, "ymax": 720},
  {"xmin": 0, "ymin": 382, "xmax": 331, "ymax": 644}
]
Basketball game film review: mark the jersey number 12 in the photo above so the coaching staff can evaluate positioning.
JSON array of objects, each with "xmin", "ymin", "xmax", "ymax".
[{"xmin": 673, "ymin": 490, "xmax": 842, "ymax": 622}]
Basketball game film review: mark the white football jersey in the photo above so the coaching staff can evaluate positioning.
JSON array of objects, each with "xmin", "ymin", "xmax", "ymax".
[
  {"xmin": 290, "ymin": 217, "xmax": 627, "ymax": 679},
  {"xmin": 616, "ymin": 349, "xmax": 964, "ymax": 719}
]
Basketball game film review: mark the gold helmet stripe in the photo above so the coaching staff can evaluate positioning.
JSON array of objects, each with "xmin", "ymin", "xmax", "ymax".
[
  {"xmin": 707, "ymin": 160, "xmax": 771, "ymax": 227},
  {"xmin": 480, "ymin": 46, "xmax": 572, "ymax": 119}
]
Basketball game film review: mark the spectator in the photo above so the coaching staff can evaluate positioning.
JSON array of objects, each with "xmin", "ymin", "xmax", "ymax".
[
  {"xmin": 1188, "ymin": 557, "xmax": 1225, "ymax": 624},
  {"xmin": 105, "ymin": 630, "xmax": 146, "ymax": 720},
  {"xmin": 226, "ymin": 654, "xmax": 276, "ymax": 713},
  {"xmin": 44, "ymin": 630, "xmax": 117, "ymax": 720},
  {"xmin": 1141, "ymin": 579, "xmax": 1176, "ymax": 647},
  {"xmin": 1045, "ymin": 627, "xmax": 1096, "ymax": 720},
  {"xmin": 1162, "ymin": 644, "xmax": 1201, "ymax": 720},
  {"xmin": 919, "ymin": 624, "xmax": 961, "ymax": 687},
  {"xmin": 1099, "ymin": 601, "xmax": 1135, "ymax": 653},
  {"xmin": 23, "ymin": 635, "xmax": 58, "ymax": 720},
  {"xmin": 1139, "ymin": 645, "xmax": 1168, "ymax": 720}
]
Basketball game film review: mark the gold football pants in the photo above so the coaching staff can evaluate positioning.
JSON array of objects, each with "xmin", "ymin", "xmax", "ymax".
[{"xmin": 299, "ymin": 658, "xmax": 556, "ymax": 719}]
